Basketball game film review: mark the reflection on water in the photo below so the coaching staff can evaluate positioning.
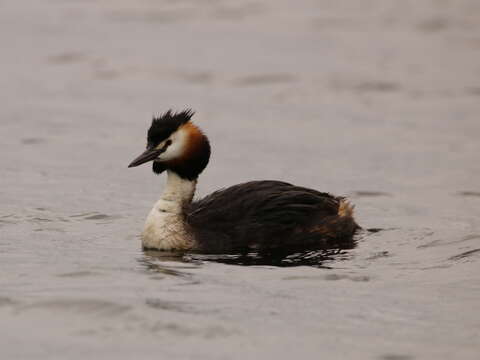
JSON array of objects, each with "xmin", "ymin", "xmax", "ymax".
[
  {"xmin": 139, "ymin": 229, "xmax": 391, "ymax": 268},
  {"xmin": 141, "ymin": 249, "xmax": 348, "ymax": 269},
  {"xmin": 185, "ymin": 248, "xmax": 349, "ymax": 267},
  {"xmin": 138, "ymin": 253, "xmax": 197, "ymax": 277},
  {"xmin": 141, "ymin": 236, "xmax": 361, "ymax": 268}
]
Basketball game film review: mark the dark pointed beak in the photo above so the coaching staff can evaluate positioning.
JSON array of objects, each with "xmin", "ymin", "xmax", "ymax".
[{"xmin": 128, "ymin": 148, "xmax": 162, "ymax": 168}]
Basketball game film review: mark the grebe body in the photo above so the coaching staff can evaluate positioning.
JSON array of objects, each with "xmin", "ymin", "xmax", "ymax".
[{"xmin": 129, "ymin": 110, "xmax": 359, "ymax": 252}]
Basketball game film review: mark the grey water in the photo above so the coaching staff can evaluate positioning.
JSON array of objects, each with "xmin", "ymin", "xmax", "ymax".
[{"xmin": 1, "ymin": 1, "xmax": 480, "ymax": 359}]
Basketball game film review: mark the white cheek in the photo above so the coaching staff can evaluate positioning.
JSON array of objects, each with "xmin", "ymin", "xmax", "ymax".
[{"xmin": 157, "ymin": 128, "xmax": 187, "ymax": 161}]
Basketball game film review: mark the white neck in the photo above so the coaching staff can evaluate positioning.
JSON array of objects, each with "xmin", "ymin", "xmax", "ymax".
[
  {"xmin": 159, "ymin": 170, "xmax": 197, "ymax": 210},
  {"xmin": 141, "ymin": 170, "xmax": 197, "ymax": 250}
]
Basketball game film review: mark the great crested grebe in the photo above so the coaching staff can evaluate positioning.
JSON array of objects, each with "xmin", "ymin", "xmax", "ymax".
[{"xmin": 128, "ymin": 110, "xmax": 359, "ymax": 253}]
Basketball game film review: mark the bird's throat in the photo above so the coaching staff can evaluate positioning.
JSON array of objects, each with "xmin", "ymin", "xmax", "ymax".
[
  {"xmin": 141, "ymin": 170, "xmax": 197, "ymax": 250},
  {"xmin": 159, "ymin": 170, "xmax": 197, "ymax": 211}
]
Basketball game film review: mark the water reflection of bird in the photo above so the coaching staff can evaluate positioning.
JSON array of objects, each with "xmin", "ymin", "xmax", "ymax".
[{"xmin": 129, "ymin": 110, "xmax": 359, "ymax": 253}]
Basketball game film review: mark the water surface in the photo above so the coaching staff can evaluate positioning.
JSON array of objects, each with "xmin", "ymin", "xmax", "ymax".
[{"xmin": 1, "ymin": 1, "xmax": 480, "ymax": 359}]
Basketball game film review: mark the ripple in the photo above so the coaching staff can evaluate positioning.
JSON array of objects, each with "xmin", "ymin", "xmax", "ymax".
[
  {"xmin": 352, "ymin": 191, "xmax": 392, "ymax": 198},
  {"xmin": 212, "ymin": 3, "xmax": 266, "ymax": 21},
  {"xmin": 108, "ymin": 9, "xmax": 190, "ymax": 24},
  {"xmin": 354, "ymin": 81, "xmax": 400, "ymax": 93},
  {"xmin": 365, "ymin": 251, "xmax": 390, "ymax": 260},
  {"xmin": 57, "ymin": 271, "xmax": 100, "ymax": 278},
  {"xmin": 18, "ymin": 299, "xmax": 131, "ymax": 316},
  {"xmin": 84, "ymin": 214, "xmax": 112, "ymax": 220},
  {"xmin": 176, "ymin": 71, "xmax": 214, "ymax": 85},
  {"xmin": 138, "ymin": 255, "xmax": 197, "ymax": 278},
  {"xmin": 366, "ymin": 228, "xmax": 384, "ymax": 233},
  {"xmin": 457, "ymin": 191, "xmax": 480, "ymax": 198},
  {"xmin": 30, "ymin": 217, "xmax": 53, "ymax": 222},
  {"xmin": 284, "ymin": 274, "xmax": 370, "ymax": 281},
  {"xmin": 233, "ymin": 73, "xmax": 296, "ymax": 86},
  {"xmin": 448, "ymin": 249, "xmax": 480, "ymax": 261},
  {"xmin": 0, "ymin": 219, "xmax": 16, "ymax": 227},
  {"xmin": 417, "ymin": 18, "xmax": 449, "ymax": 32},
  {"xmin": 0, "ymin": 297, "xmax": 17, "ymax": 307},
  {"xmin": 21, "ymin": 137, "xmax": 46, "ymax": 145},
  {"xmin": 47, "ymin": 52, "xmax": 85, "ymax": 64},
  {"xmin": 145, "ymin": 321, "xmax": 232, "ymax": 338},
  {"xmin": 418, "ymin": 234, "xmax": 480, "ymax": 249},
  {"xmin": 380, "ymin": 354, "xmax": 414, "ymax": 360},
  {"xmin": 144, "ymin": 298, "xmax": 202, "ymax": 313},
  {"xmin": 70, "ymin": 212, "xmax": 121, "ymax": 221},
  {"xmin": 324, "ymin": 273, "xmax": 370, "ymax": 282},
  {"xmin": 466, "ymin": 87, "xmax": 480, "ymax": 96}
]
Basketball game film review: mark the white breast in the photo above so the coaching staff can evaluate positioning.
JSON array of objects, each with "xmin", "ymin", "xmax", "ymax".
[
  {"xmin": 141, "ymin": 170, "xmax": 197, "ymax": 251},
  {"xmin": 142, "ymin": 201, "xmax": 194, "ymax": 250}
]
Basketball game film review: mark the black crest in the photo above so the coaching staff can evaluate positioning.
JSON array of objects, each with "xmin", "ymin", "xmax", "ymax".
[{"xmin": 147, "ymin": 109, "xmax": 194, "ymax": 148}]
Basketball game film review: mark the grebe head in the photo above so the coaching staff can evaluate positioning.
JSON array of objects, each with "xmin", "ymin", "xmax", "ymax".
[{"xmin": 128, "ymin": 109, "xmax": 210, "ymax": 180}]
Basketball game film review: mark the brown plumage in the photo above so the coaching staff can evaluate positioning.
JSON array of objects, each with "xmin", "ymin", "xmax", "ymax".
[{"xmin": 186, "ymin": 181, "xmax": 360, "ymax": 253}]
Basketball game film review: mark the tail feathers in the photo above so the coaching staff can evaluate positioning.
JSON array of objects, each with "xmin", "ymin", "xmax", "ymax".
[{"xmin": 338, "ymin": 199, "xmax": 355, "ymax": 218}]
